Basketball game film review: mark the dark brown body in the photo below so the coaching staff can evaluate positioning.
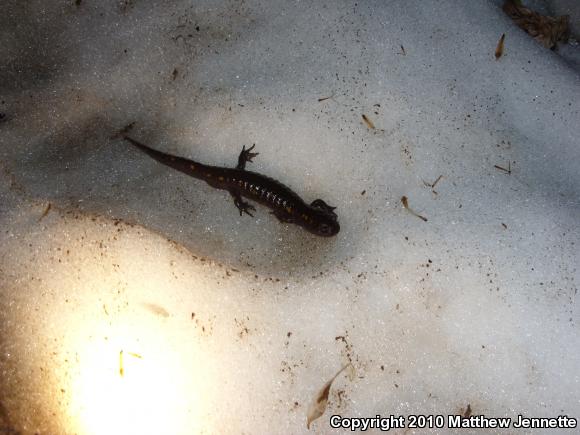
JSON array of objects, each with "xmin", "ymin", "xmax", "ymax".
[{"xmin": 124, "ymin": 137, "xmax": 340, "ymax": 236}]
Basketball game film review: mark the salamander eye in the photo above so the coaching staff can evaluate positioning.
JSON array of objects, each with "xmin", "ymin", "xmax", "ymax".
[{"xmin": 315, "ymin": 219, "xmax": 339, "ymax": 236}]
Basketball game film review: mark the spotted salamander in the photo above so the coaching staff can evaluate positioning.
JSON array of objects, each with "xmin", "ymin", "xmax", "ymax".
[{"xmin": 123, "ymin": 136, "xmax": 340, "ymax": 236}]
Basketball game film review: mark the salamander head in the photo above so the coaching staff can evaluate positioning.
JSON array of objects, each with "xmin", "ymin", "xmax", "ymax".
[{"xmin": 305, "ymin": 199, "xmax": 340, "ymax": 237}]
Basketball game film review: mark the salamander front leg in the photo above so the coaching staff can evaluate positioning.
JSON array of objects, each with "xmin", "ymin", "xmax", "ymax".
[
  {"xmin": 311, "ymin": 199, "xmax": 338, "ymax": 218},
  {"xmin": 271, "ymin": 209, "xmax": 295, "ymax": 223},
  {"xmin": 237, "ymin": 144, "xmax": 259, "ymax": 170},
  {"xmin": 229, "ymin": 190, "xmax": 256, "ymax": 217}
]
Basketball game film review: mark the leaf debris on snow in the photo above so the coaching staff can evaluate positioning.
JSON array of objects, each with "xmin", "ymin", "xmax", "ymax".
[
  {"xmin": 38, "ymin": 202, "xmax": 52, "ymax": 221},
  {"xmin": 401, "ymin": 196, "xmax": 428, "ymax": 222},
  {"xmin": 494, "ymin": 161, "xmax": 512, "ymax": 175},
  {"xmin": 423, "ymin": 175, "xmax": 444, "ymax": 195},
  {"xmin": 495, "ymin": 33, "xmax": 506, "ymax": 59},
  {"xmin": 142, "ymin": 302, "xmax": 170, "ymax": 318},
  {"xmin": 503, "ymin": 0, "xmax": 570, "ymax": 49},
  {"xmin": 306, "ymin": 364, "xmax": 352, "ymax": 429},
  {"xmin": 361, "ymin": 114, "xmax": 375, "ymax": 129}
]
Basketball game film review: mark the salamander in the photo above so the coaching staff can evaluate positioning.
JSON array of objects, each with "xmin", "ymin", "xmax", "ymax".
[{"xmin": 123, "ymin": 136, "xmax": 340, "ymax": 237}]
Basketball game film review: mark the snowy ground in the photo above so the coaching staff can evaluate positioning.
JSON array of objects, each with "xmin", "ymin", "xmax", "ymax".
[{"xmin": 1, "ymin": 1, "xmax": 579, "ymax": 434}]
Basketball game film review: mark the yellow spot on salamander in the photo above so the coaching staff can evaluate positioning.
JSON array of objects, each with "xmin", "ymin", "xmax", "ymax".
[
  {"xmin": 301, "ymin": 214, "xmax": 308, "ymax": 221},
  {"xmin": 286, "ymin": 207, "xmax": 292, "ymax": 214},
  {"xmin": 206, "ymin": 173, "xmax": 211, "ymax": 177},
  {"xmin": 190, "ymin": 164, "xmax": 195, "ymax": 170},
  {"xmin": 218, "ymin": 176, "xmax": 224, "ymax": 181}
]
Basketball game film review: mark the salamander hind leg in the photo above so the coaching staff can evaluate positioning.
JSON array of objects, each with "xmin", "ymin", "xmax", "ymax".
[
  {"xmin": 237, "ymin": 144, "xmax": 259, "ymax": 170},
  {"xmin": 229, "ymin": 190, "xmax": 256, "ymax": 217}
]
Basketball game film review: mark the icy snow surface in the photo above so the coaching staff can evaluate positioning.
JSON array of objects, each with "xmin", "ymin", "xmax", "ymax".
[{"xmin": 0, "ymin": 0, "xmax": 579, "ymax": 434}]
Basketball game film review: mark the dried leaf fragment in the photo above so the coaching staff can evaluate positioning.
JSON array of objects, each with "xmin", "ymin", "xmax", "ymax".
[
  {"xmin": 423, "ymin": 175, "xmax": 443, "ymax": 194},
  {"xmin": 503, "ymin": 0, "xmax": 570, "ymax": 49},
  {"xmin": 431, "ymin": 175, "xmax": 443, "ymax": 189},
  {"xmin": 142, "ymin": 302, "xmax": 170, "ymax": 318},
  {"xmin": 38, "ymin": 202, "xmax": 52, "ymax": 221},
  {"xmin": 127, "ymin": 352, "xmax": 143, "ymax": 359},
  {"xmin": 120, "ymin": 350, "xmax": 143, "ymax": 377},
  {"xmin": 306, "ymin": 364, "xmax": 351, "ymax": 429},
  {"xmin": 495, "ymin": 33, "xmax": 505, "ymax": 59},
  {"xmin": 362, "ymin": 114, "xmax": 375, "ymax": 129},
  {"xmin": 401, "ymin": 196, "xmax": 428, "ymax": 222},
  {"xmin": 494, "ymin": 161, "xmax": 511, "ymax": 174}
]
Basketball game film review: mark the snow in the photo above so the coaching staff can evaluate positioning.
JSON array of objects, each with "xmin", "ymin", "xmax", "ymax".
[{"xmin": 0, "ymin": 0, "xmax": 579, "ymax": 434}]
